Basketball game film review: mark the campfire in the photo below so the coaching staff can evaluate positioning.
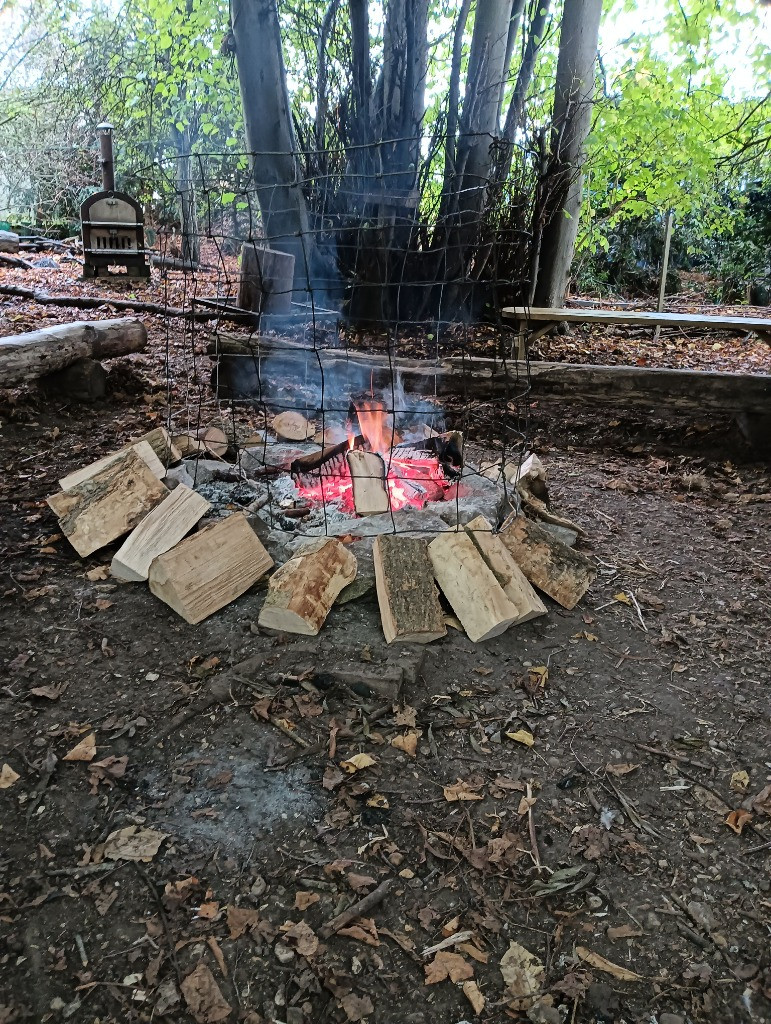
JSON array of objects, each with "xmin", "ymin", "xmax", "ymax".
[{"xmin": 288, "ymin": 395, "xmax": 463, "ymax": 518}]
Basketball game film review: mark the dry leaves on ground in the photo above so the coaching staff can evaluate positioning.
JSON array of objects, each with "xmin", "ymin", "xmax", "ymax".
[
  {"xmin": 575, "ymin": 945, "xmax": 643, "ymax": 982},
  {"xmin": 103, "ymin": 826, "xmax": 168, "ymax": 862},
  {"xmin": 0, "ymin": 763, "xmax": 20, "ymax": 789},
  {"xmin": 443, "ymin": 779, "xmax": 484, "ymax": 802},
  {"xmin": 180, "ymin": 962, "xmax": 232, "ymax": 1023},
  {"xmin": 424, "ymin": 951, "xmax": 474, "ymax": 984},
  {"xmin": 62, "ymin": 733, "xmax": 96, "ymax": 762},
  {"xmin": 500, "ymin": 941, "xmax": 544, "ymax": 1008}
]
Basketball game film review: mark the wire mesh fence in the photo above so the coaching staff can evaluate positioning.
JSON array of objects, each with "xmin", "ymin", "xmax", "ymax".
[{"xmin": 8, "ymin": 133, "xmax": 542, "ymax": 536}]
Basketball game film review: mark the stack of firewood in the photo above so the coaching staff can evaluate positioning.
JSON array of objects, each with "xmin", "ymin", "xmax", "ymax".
[
  {"xmin": 47, "ymin": 427, "xmax": 274, "ymax": 624},
  {"xmin": 47, "ymin": 426, "xmax": 596, "ymax": 640}
]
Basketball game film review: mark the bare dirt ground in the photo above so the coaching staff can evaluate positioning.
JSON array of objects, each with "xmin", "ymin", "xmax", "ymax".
[{"xmin": 1, "ymin": 258, "xmax": 770, "ymax": 1024}]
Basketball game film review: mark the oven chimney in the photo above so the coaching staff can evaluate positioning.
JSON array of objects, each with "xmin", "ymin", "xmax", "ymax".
[{"xmin": 97, "ymin": 122, "xmax": 115, "ymax": 192}]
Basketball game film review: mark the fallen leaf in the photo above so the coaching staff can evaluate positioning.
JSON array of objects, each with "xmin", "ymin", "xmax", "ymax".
[
  {"xmin": 730, "ymin": 770, "xmax": 750, "ymax": 793},
  {"xmin": 338, "ymin": 917, "xmax": 380, "ymax": 946},
  {"xmin": 206, "ymin": 936, "xmax": 228, "ymax": 978},
  {"xmin": 295, "ymin": 891, "xmax": 320, "ymax": 911},
  {"xmin": 391, "ymin": 731, "xmax": 420, "ymax": 758},
  {"xmin": 365, "ymin": 793, "xmax": 389, "ymax": 808},
  {"xmin": 524, "ymin": 666, "xmax": 548, "ymax": 693},
  {"xmin": 725, "ymin": 808, "xmax": 753, "ymax": 834},
  {"xmin": 458, "ymin": 942, "xmax": 489, "ymax": 964},
  {"xmin": 424, "ymin": 951, "xmax": 474, "ymax": 984},
  {"xmin": 62, "ymin": 733, "xmax": 96, "ymax": 762},
  {"xmin": 29, "ymin": 684, "xmax": 66, "ymax": 700},
  {"xmin": 88, "ymin": 755, "xmax": 128, "ymax": 793},
  {"xmin": 323, "ymin": 765, "xmax": 345, "ymax": 790},
  {"xmin": 606, "ymin": 762, "xmax": 640, "ymax": 777},
  {"xmin": 613, "ymin": 591, "xmax": 632, "ymax": 604},
  {"xmin": 443, "ymin": 779, "xmax": 484, "ymax": 802},
  {"xmin": 393, "ymin": 705, "xmax": 417, "ymax": 727},
  {"xmin": 463, "ymin": 979, "xmax": 485, "ymax": 1014},
  {"xmin": 693, "ymin": 785, "xmax": 731, "ymax": 816},
  {"xmin": 0, "ymin": 763, "xmax": 20, "ymax": 789},
  {"xmin": 347, "ymin": 872, "xmax": 377, "ymax": 892},
  {"xmin": 340, "ymin": 993, "xmax": 373, "ymax": 1022},
  {"xmin": 85, "ymin": 565, "xmax": 110, "ymax": 581},
  {"xmin": 473, "ymin": 666, "xmax": 493, "ymax": 675},
  {"xmin": 226, "ymin": 905, "xmax": 259, "ymax": 940},
  {"xmin": 500, "ymin": 942, "xmax": 544, "ymax": 1007},
  {"xmin": 103, "ymin": 826, "xmax": 168, "ymax": 862},
  {"xmin": 180, "ymin": 962, "xmax": 232, "ymax": 1023},
  {"xmin": 197, "ymin": 901, "xmax": 221, "ymax": 921},
  {"xmin": 340, "ymin": 753, "xmax": 376, "ymax": 774},
  {"xmin": 607, "ymin": 924, "xmax": 643, "ymax": 941},
  {"xmin": 505, "ymin": 729, "xmax": 534, "ymax": 747},
  {"xmin": 517, "ymin": 795, "xmax": 537, "ymax": 816},
  {"xmin": 282, "ymin": 920, "xmax": 319, "ymax": 957},
  {"xmin": 575, "ymin": 945, "xmax": 642, "ymax": 982},
  {"xmin": 747, "ymin": 784, "xmax": 771, "ymax": 815}
]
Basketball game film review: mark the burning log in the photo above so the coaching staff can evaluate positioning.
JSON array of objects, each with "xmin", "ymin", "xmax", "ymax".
[
  {"xmin": 347, "ymin": 450, "xmax": 390, "ymax": 516},
  {"xmin": 392, "ymin": 431, "xmax": 464, "ymax": 478},
  {"xmin": 289, "ymin": 435, "xmax": 366, "ymax": 487}
]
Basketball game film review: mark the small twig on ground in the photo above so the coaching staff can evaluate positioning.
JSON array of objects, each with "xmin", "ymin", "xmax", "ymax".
[
  {"xmin": 25, "ymin": 750, "xmax": 57, "ymax": 824},
  {"xmin": 319, "ymin": 877, "xmax": 395, "ymax": 939},
  {"xmin": 421, "ymin": 930, "xmax": 474, "ymax": 957},
  {"xmin": 633, "ymin": 742, "xmax": 714, "ymax": 771},
  {"xmin": 527, "ymin": 781, "xmax": 543, "ymax": 870},
  {"xmin": 133, "ymin": 863, "xmax": 181, "ymax": 985},
  {"xmin": 627, "ymin": 590, "xmax": 648, "ymax": 631}
]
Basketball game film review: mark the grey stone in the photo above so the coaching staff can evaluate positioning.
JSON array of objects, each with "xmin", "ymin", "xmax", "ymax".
[
  {"xmin": 164, "ymin": 464, "xmax": 195, "ymax": 489},
  {"xmin": 274, "ymin": 941, "xmax": 294, "ymax": 964},
  {"xmin": 183, "ymin": 458, "xmax": 243, "ymax": 486},
  {"xmin": 336, "ymin": 538, "xmax": 375, "ymax": 604},
  {"xmin": 327, "ymin": 509, "xmax": 450, "ymax": 538}
]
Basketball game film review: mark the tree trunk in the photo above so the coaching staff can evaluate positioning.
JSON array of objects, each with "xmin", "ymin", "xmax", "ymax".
[
  {"xmin": 171, "ymin": 126, "xmax": 201, "ymax": 266},
  {"xmin": 533, "ymin": 0, "xmax": 603, "ymax": 307},
  {"xmin": 230, "ymin": 0, "xmax": 317, "ymax": 294}
]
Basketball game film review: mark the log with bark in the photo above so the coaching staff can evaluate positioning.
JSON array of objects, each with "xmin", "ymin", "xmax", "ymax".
[
  {"xmin": 499, "ymin": 515, "xmax": 595, "ymax": 609},
  {"xmin": 373, "ymin": 535, "xmax": 447, "ymax": 644},
  {"xmin": 464, "ymin": 515, "xmax": 547, "ymax": 623},
  {"xmin": 211, "ymin": 335, "xmax": 771, "ymax": 415},
  {"xmin": 0, "ymin": 319, "xmax": 147, "ymax": 387},
  {"xmin": 47, "ymin": 449, "xmax": 169, "ymax": 558},
  {"xmin": 257, "ymin": 538, "xmax": 356, "ymax": 635}
]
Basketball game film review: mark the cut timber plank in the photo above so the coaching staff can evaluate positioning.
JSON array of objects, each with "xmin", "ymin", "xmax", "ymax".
[
  {"xmin": 464, "ymin": 516, "xmax": 547, "ymax": 623},
  {"xmin": 47, "ymin": 449, "xmax": 169, "ymax": 558},
  {"xmin": 58, "ymin": 439, "xmax": 165, "ymax": 490},
  {"xmin": 502, "ymin": 305, "xmax": 771, "ymax": 335},
  {"xmin": 428, "ymin": 532, "xmax": 519, "ymax": 643},
  {"xmin": 347, "ymin": 450, "xmax": 389, "ymax": 516},
  {"xmin": 148, "ymin": 512, "xmax": 273, "ymax": 624},
  {"xmin": 373, "ymin": 535, "xmax": 447, "ymax": 644},
  {"xmin": 257, "ymin": 538, "xmax": 356, "ymax": 635},
  {"xmin": 499, "ymin": 515, "xmax": 595, "ymax": 609},
  {"xmin": 110, "ymin": 485, "xmax": 211, "ymax": 582}
]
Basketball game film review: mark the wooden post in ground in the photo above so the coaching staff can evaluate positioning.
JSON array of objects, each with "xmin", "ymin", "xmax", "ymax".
[{"xmin": 654, "ymin": 210, "xmax": 674, "ymax": 341}]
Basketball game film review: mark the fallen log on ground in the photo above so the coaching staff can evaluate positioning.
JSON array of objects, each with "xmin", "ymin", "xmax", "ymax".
[
  {"xmin": 0, "ymin": 283, "xmax": 233, "ymax": 322},
  {"xmin": 210, "ymin": 334, "xmax": 771, "ymax": 416},
  {"xmin": 0, "ymin": 318, "xmax": 147, "ymax": 387},
  {"xmin": 0, "ymin": 230, "xmax": 19, "ymax": 253},
  {"xmin": 0, "ymin": 253, "xmax": 36, "ymax": 270}
]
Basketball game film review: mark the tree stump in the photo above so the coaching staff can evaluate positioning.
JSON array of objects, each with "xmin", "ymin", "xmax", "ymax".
[{"xmin": 238, "ymin": 243, "xmax": 295, "ymax": 314}]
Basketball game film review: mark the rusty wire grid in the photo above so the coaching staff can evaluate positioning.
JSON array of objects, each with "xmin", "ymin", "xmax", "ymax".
[{"xmin": 139, "ymin": 134, "xmax": 540, "ymax": 534}]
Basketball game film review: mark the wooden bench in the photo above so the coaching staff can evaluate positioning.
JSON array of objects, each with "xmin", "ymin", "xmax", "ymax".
[{"xmin": 503, "ymin": 306, "xmax": 771, "ymax": 359}]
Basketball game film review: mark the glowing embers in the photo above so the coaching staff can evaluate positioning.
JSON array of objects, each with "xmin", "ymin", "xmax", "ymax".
[{"xmin": 288, "ymin": 400, "xmax": 461, "ymax": 515}]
